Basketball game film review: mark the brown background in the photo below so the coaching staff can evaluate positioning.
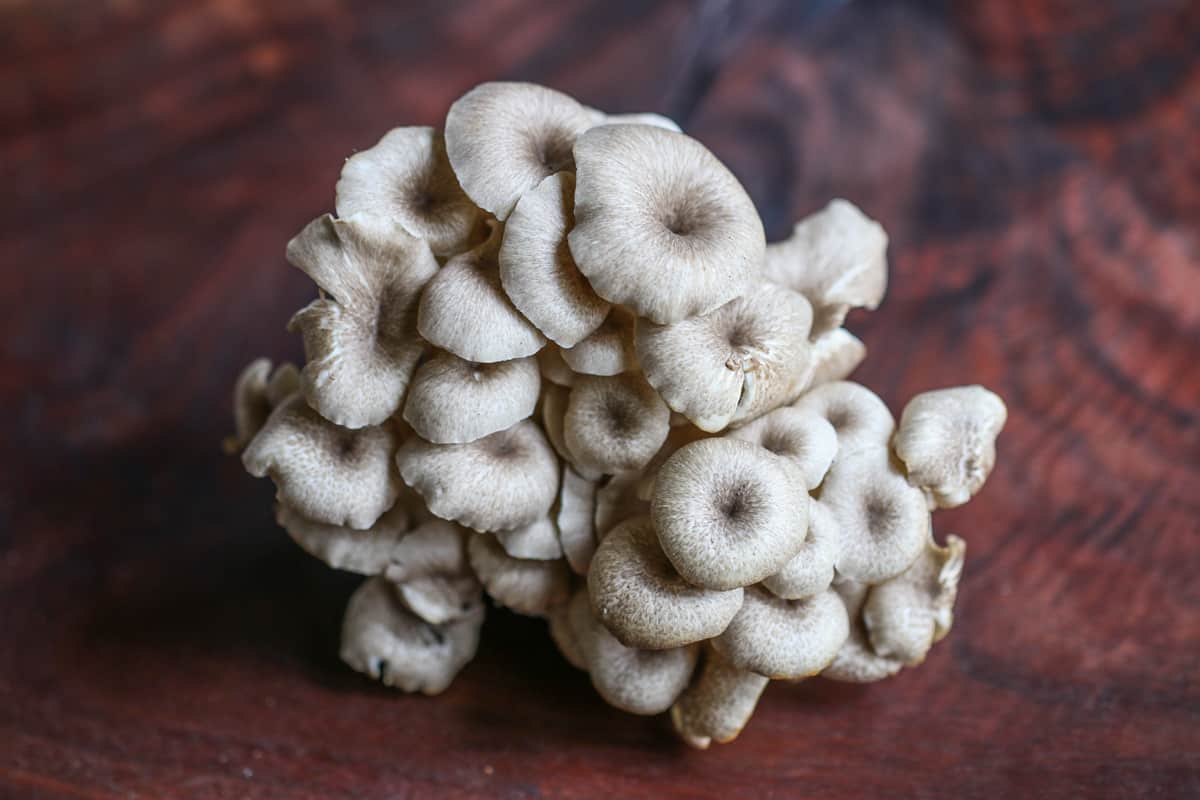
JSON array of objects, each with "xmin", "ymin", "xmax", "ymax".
[{"xmin": 2, "ymin": 1, "xmax": 1198, "ymax": 797}]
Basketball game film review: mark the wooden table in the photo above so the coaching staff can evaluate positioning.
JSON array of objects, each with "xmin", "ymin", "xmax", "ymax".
[{"xmin": 3, "ymin": 1, "xmax": 1198, "ymax": 797}]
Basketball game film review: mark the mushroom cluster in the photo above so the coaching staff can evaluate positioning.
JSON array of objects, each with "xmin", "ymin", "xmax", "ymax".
[{"xmin": 228, "ymin": 82, "xmax": 1007, "ymax": 747}]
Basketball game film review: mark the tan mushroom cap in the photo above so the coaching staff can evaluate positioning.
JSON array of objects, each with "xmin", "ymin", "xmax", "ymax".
[
  {"xmin": 651, "ymin": 439, "xmax": 809, "ymax": 590},
  {"xmin": 763, "ymin": 199, "xmax": 888, "ymax": 337},
  {"xmin": 894, "ymin": 385, "xmax": 1007, "ymax": 508},
  {"xmin": 726, "ymin": 406, "xmax": 838, "ymax": 491},
  {"xmin": 493, "ymin": 515, "xmax": 563, "ymax": 561},
  {"xmin": 287, "ymin": 214, "xmax": 438, "ymax": 428},
  {"xmin": 561, "ymin": 305, "xmax": 637, "ymax": 376},
  {"xmin": 762, "ymin": 500, "xmax": 840, "ymax": 599},
  {"xmin": 563, "ymin": 373, "xmax": 671, "ymax": 475},
  {"xmin": 567, "ymin": 589, "xmax": 699, "ymax": 715},
  {"xmin": 821, "ymin": 578, "xmax": 903, "ymax": 683},
  {"xmin": 335, "ymin": 126, "xmax": 480, "ymax": 257},
  {"xmin": 569, "ymin": 124, "xmax": 765, "ymax": 324},
  {"xmin": 807, "ymin": 328, "xmax": 867, "ymax": 389},
  {"xmin": 637, "ymin": 285, "xmax": 813, "ymax": 432},
  {"xmin": 670, "ymin": 645, "xmax": 769, "ymax": 749},
  {"xmin": 635, "ymin": 422, "xmax": 712, "ymax": 501},
  {"xmin": 242, "ymin": 394, "xmax": 400, "ymax": 529},
  {"xmin": 396, "ymin": 419, "xmax": 559, "ymax": 532},
  {"xmin": 792, "ymin": 381, "xmax": 895, "ymax": 458},
  {"xmin": 556, "ymin": 465, "xmax": 599, "ymax": 575},
  {"xmin": 587, "ymin": 516, "xmax": 744, "ymax": 650},
  {"xmin": 467, "ymin": 533, "xmax": 571, "ymax": 617},
  {"xmin": 402, "ymin": 351, "xmax": 540, "ymax": 444},
  {"xmin": 276, "ymin": 502, "xmax": 411, "ymax": 575},
  {"xmin": 417, "ymin": 226, "xmax": 546, "ymax": 363},
  {"xmin": 537, "ymin": 344, "xmax": 577, "ymax": 387},
  {"xmin": 225, "ymin": 358, "xmax": 300, "ymax": 452},
  {"xmin": 863, "ymin": 534, "xmax": 965, "ymax": 665},
  {"xmin": 499, "ymin": 171, "xmax": 611, "ymax": 347},
  {"xmin": 445, "ymin": 82, "xmax": 602, "ymax": 220},
  {"xmin": 382, "ymin": 518, "xmax": 483, "ymax": 625},
  {"xmin": 340, "ymin": 576, "xmax": 484, "ymax": 695},
  {"xmin": 712, "ymin": 586, "xmax": 848, "ymax": 679},
  {"xmin": 593, "ymin": 472, "xmax": 649, "ymax": 538}
]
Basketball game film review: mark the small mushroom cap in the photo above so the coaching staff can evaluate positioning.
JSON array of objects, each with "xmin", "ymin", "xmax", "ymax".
[
  {"xmin": 569, "ymin": 124, "xmax": 765, "ymax": 324},
  {"xmin": 601, "ymin": 112, "xmax": 682, "ymax": 132},
  {"xmin": 563, "ymin": 373, "xmax": 671, "ymax": 475},
  {"xmin": 637, "ymin": 285, "xmax": 813, "ymax": 432},
  {"xmin": 651, "ymin": 438, "xmax": 809, "ymax": 590},
  {"xmin": 792, "ymin": 381, "xmax": 895, "ymax": 458},
  {"xmin": 560, "ymin": 305, "xmax": 637, "ymax": 376},
  {"xmin": 556, "ymin": 465, "xmax": 599, "ymax": 575},
  {"xmin": 445, "ymin": 82, "xmax": 602, "ymax": 220},
  {"xmin": 494, "ymin": 515, "xmax": 563, "ymax": 561},
  {"xmin": 821, "ymin": 578, "xmax": 903, "ymax": 683},
  {"xmin": 863, "ymin": 534, "xmax": 965, "ymax": 665},
  {"xmin": 538, "ymin": 344, "xmax": 577, "ymax": 387},
  {"xmin": 287, "ymin": 214, "xmax": 438, "ymax": 428},
  {"xmin": 335, "ymin": 126, "xmax": 480, "ymax": 257},
  {"xmin": 587, "ymin": 516, "xmax": 744, "ymax": 650},
  {"xmin": 540, "ymin": 382, "xmax": 603, "ymax": 481},
  {"xmin": 712, "ymin": 586, "xmax": 849, "ymax": 679},
  {"xmin": 242, "ymin": 394, "xmax": 400, "ymax": 529},
  {"xmin": 417, "ymin": 228, "xmax": 546, "ymax": 363},
  {"xmin": 499, "ymin": 171, "xmax": 610, "ymax": 347},
  {"xmin": 567, "ymin": 589, "xmax": 699, "ymax": 715},
  {"xmin": 893, "ymin": 385, "xmax": 1007, "ymax": 508},
  {"xmin": 381, "ymin": 518, "xmax": 483, "ymax": 625},
  {"xmin": 726, "ymin": 407, "xmax": 838, "ymax": 491},
  {"xmin": 763, "ymin": 199, "xmax": 888, "ymax": 336},
  {"xmin": 807, "ymin": 328, "xmax": 866, "ymax": 388},
  {"xmin": 762, "ymin": 500, "xmax": 840, "ymax": 599},
  {"xmin": 402, "ymin": 351, "xmax": 540, "ymax": 444},
  {"xmin": 396, "ymin": 420, "xmax": 559, "ymax": 532},
  {"xmin": 226, "ymin": 358, "xmax": 300, "ymax": 452},
  {"xmin": 670, "ymin": 645, "xmax": 769, "ymax": 749},
  {"xmin": 276, "ymin": 502, "xmax": 412, "ymax": 575},
  {"xmin": 635, "ymin": 422, "xmax": 712, "ymax": 501},
  {"xmin": 593, "ymin": 472, "xmax": 649, "ymax": 538},
  {"xmin": 547, "ymin": 601, "xmax": 588, "ymax": 670},
  {"xmin": 467, "ymin": 532, "xmax": 571, "ymax": 617},
  {"xmin": 340, "ymin": 575, "xmax": 484, "ymax": 695}
]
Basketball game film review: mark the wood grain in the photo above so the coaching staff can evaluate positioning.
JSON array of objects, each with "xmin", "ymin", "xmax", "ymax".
[{"xmin": 2, "ymin": 0, "xmax": 1198, "ymax": 797}]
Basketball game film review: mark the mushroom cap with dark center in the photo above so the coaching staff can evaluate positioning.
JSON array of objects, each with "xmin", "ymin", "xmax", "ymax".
[
  {"xmin": 712, "ymin": 586, "xmax": 849, "ymax": 679},
  {"xmin": 792, "ymin": 381, "xmax": 895, "ymax": 458},
  {"xmin": 563, "ymin": 373, "xmax": 671, "ymax": 475},
  {"xmin": 402, "ymin": 351, "xmax": 540, "ymax": 444},
  {"xmin": 726, "ymin": 406, "xmax": 837, "ymax": 491}
]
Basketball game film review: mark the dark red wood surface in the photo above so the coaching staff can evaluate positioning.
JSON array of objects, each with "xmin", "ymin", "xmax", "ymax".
[{"xmin": 3, "ymin": 1, "xmax": 1198, "ymax": 797}]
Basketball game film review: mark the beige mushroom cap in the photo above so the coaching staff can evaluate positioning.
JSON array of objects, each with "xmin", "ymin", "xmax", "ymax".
[
  {"xmin": 651, "ymin": 439, "xmax": 809, "ymax": 590},
  {"xmin": 540, "ymin": 382, "xmax": 603, "ymax": 481},
  {"xmin": 567, "ymin": 589, "xmax": 699, "ymax": 715},
  {"xmin": 712, "ymin": 586, "xmax": 849, "ymax": 679},
  {"xmin": 225, "ymin": 358, "xmax": 300, "ymax": 452},
  {"xmin": 863, "ymin": 534, "xmax": 965, "ymax": 665},
  {"xmin": 762, "ymin": 500, "xmax": 840, "ymax": 599},
  {"xmin": 587, "ymin": 516, "xmax": 744, "ymax": 650},
  {"xmin": 821, "ymin": 578, "xmax": 904, "ymax": 683},
  {"xmin": 417, "ymin": 228, "xmax": 546, "ymax": 363},
  {"xmin": 670, "ymin": 645, "xmax": 769, "ymax": 749},
  {"xmin": 538, "ymin": 345, "xmax": 577, "ymax": 387},
  {"xmin": 726, "ymin": 406, "xmax": 838, "ymax": 491},
  {"xmin": 556, "ymin": 465, "xmax": 599, "ymax": 575},
  {"xmin": 382, "ymin": 518, "xmax": 483, "ymax": 625},
  {"xmin": 402, "ymin": 352, "xmax": 540, "ymax": 444},
  {"xmin": 467, "ymin": 533, "xmax": 571, "ymax": 617},
  {"xmin": 335, "ymin": 126, "xmax": 480, "ymax": 257},
  {"xmin": 569, "ymin": 124, "xmax": 765, "ymax": 324},
  {"xmin": 242, "ymin": 394, "xmax": 400, "ymax": 529},
  {"xmin": 287, "ymin": 214, "xmax": 438, "ymax": 428},
  {"xmin": 893, "ymin": 385, "xmax": 1007, "ymax": 508},
  {"xmin": 563, "ymin": 373, "xmax": 671, "ymax": 475},
  {"xmin": 499, "ymin": 171, "xmax": 610, "ymax": 347},
  {"xmin": 276, "ymin": 502, "xmax": 411, "ymax": 575},
  {"xmin": 547, "ymin": 601, "xmax": 588, "ymax": 670},
  {"xmin": 637, "ymin": 285, "xmax": 813, "ymax": 432},
  {"xmin": 763, "ymin": 199, "xmax": 888, "ymax": 336},
  {"xmin": 792, "ymin": 381, "xmax": 895, "ymax": 458},
  {"xmin": 561, "ymin": 305, "xmax": 638, "ymax": 376},
  {"xmin": 493, "ymin": 515, "xmax": 563, "ymax": 561},
  {"xmin": 340, "ymin": 576, "xmax": 484, "ymax": 695},
  {"xmin": 807, "ymin": 328, "xmax": 867, "ymax": 389},
  {"xmin": 396, "ymin": 420, "xmax": 559, "ymax": 532},
  {"xmin": 445, "ymin": 82, "xmax": 602, "ymax": 220}
]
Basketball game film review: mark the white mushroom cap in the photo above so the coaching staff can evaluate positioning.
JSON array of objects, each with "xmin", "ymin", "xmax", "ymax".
[
  {"xmin": 467, "ymin": 532, "xmax": 570, "ymax": 617},
  {"xmin": 563, "ymin": 373, "xmax": 671, "ymax": 475},
  {"xmin": 499, "ymin": 171, "xmax": 610, "ymax": 347},
  {"xmin": 725, "ymin": 406, "xmax": 838, "ymax": 491},
  {"xmin": 763, "ymin": 199, "xmax": 888, "ymax": 336},
  {"xmin": 493, "ymin": 515, "xmax": 563, "ymax": 561},
  {"xmin": 593, "ymin": 473, "xmax": 649, "ymax": 539},
  {"xmin": 821, "ymin": 578, "xmax": 904, "ymax": 683},
  {"xmin": 863, "ymin": 534, "xmax": 965, "ymax": 665},
  {"xmin": 381, "ymin": 518, "xmax": 483, "ymax": 625},
  {"xmin": 670, "ymin": 645, "xmax": 769, "ymax": 749},
  {"xmin": 445, "ymin": 82, "xmax": 602, "ymax": 220},
  {"xmin": 893, "ymin": 385, "xmax": 1007, "ymax": 508},
  {"xmin": 340, "ymin": 575, "xmax": 484, "ymax": 695},
  {"xmin": 538, "ymin": 344, "xmax": 577, "ymax": 387},
  {"xmin": 587, "ymin": 516, "xmax": 744, "ymax": 650},
  {"xmin": 556, "ymin": 465, "xmax": 599, "ymax": 575},
  {"xmin": 287, "ymin": 214, "xmax": 438, "ymax": 428},
  {"xmin": 417, "ymin": 226, "xmax": 546, "ymax": 363},
  {"xmin": 651, "ymin": 439, "xmax": 809, "ymax": 590},
  {"xmin": 242, "ymin": 394, "xmax": 400, "ymax": 529},
  {"xmin": 396, "ymin": 419, "xmax": 559, "ymax": 532},
  {"xmin": 792, "ymin": 381, "xmax": 895, "ymax": 458},
  {"xmin": 762, "ymin": 500, "xmax": 840, "ymax": 599},
  {"xmin": 402, "ymin": 351, "xmax": 540, "ymax": 444},
  {"xmin": 569, "ymin": 124, "xmax": 765, "ymax": 324},
  {"xmin": 335, "ymin": 126, "xmax": 480, "ymax": 257},
  {"xmin": 276, "ymin": 502, "xmax": 412, "ymax": 575},
  {"xmin": 225, "ymin": 358, "xmax": 300, "ymax": 452},
  {"xmin": 560, "ymin": 305, "xmax": 637, "ymax": 376},
  {"xmin": 637, "ymin": 285, "xmax": 813, "ymax": 432},
  {"xmin": 712, "ymin": 586, "xmax": 848, "ymax": 679},
  {"xmin": 566, "ymin": 589, "xmax": 699, "ymax": 715},
  {"xmin": 807, "ymin": 328, "xmax": 866, "ymax": 388},
  {"xmin": 600, "ymin": 112, "xmax": 681, "ymax": 132}
]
